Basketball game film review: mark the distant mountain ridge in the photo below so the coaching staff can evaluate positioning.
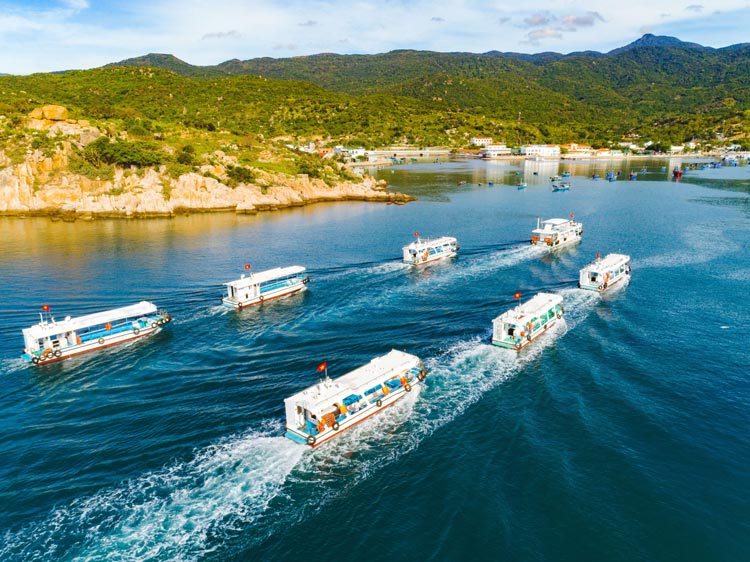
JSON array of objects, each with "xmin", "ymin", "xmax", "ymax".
[{"xmin": 109, "ymin": 34, "xmax": 724, "ymax": 74}]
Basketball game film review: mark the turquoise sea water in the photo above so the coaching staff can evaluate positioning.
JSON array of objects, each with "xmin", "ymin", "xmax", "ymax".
[{"xmin": 0, "ymin": 158, "xmax": 748, "ymax": 561}]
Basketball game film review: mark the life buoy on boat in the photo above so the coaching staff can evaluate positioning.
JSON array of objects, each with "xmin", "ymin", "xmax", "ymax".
[
  {"xmin": 376, "ymin": 399, "xmax": 383, "ymax": 407},
  {"xmin": 31, "ymin": 356, "xmax": 40, "ymax": 365},
  {"xmin": 332, "ymin": 422, "xmax": 340, "ymax": 430},
  {"xmin": 556, "ymin": 312, "xmax": 562, "ymax": 319},
  {"xmin": 42, "ymin": 348, "xmax": 52, "ymax": 357},
  {"xmin": 105, "ymin": 323, "xmax": 112, "ymax": 331},
  {"xmin": 133, "ymin": 328, "xmax": 140, "ymax": 336},
  {"xmin": 515, "ymin": 342, "xmax": 522, "ymax": 350},
  {"xmin": 603, "ymin": 282, "xmax": 608, "ymax": 289},
  {"xmin": 405, "ymin": 383, "xmax": 412, "ymax": 392},
  {"xmin": 418, "ymin": 368, "xmax": 427, "ymax": 381},
  {"xmin": 560, "ymin": 306, "xmax": 564, "ymax": 313},
  {"xmin": 306, "ymin": 435, "xmax": 316, "ymax": 445},
  {"xmin": 258, "ymin": 296, "xmax": 264, "ymax": 302},
  {"xmin": 54, "ymin": 349, "xmax": 62, "ymax": 358},
  {"xmin": 598, "ymin": 284, "xmax": 603, "ymax": 290},
  {"xmin": 151, "ymin": 322, "xmax": 158, "ymax": 329},
  {"xmin": 98, "ymin": 338, "xmax": 105, "ymax": 344},
  {"xmin": 526, "ymin": 334, "xmax": 532, "ymax": 342}
]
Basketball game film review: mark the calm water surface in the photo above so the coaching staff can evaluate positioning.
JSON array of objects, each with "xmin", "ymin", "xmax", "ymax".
[{"xmin": 1, "ymin": 158, "xmax": 748, "ymax": 561}]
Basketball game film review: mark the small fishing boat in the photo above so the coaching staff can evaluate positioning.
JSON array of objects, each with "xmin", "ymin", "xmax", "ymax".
[
  {"xmin": 578, "ymin": 252, "xmax": 631, "ymax": 292},
  {"xmin": 222, "ymin": 265, "xmax": 309, "ymax": 309},
  {"xmin": 517, "ymin": 182, "xmax": 527, "ymax": 189},
  {"xmin": 22, "ymin": 301, "xmax": 171, "ymax": 365},
  {"xmin": 561, "ymin": 171, "xmax": 571, "ymax": 177},
  {"xmin": 284, "ymin": 350, "xmax": 427, "ymax": 447},
  {"xmin": 552, "ymin": 182, "xmax": 570, "ymax": 192},
  {"xmin": 550, "ymin": 175, "xmax": 562, "ymax": 181},
  {"xmin": 531, "ymin": 214, "xmax": 582, "ymax": 248},
  {"xmin": 403, "ymin": 232, "xmax": 459, "ymax": 265},
  {"xmin": 491, "ymin": 292, "xmax": 564, "ymax": 350}
]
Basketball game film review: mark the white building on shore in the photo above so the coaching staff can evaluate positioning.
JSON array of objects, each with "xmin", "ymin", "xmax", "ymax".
[
  {"xmin": 470, "ymin": 136, "xmax": 493, "ymax": 147},
  {"xmin": 520, "ymin": 144, "xmax": 561, "ymax": 159},
  {"xmin": 479, "ymin": 144, "xmax": 512, "ymax": 158}
]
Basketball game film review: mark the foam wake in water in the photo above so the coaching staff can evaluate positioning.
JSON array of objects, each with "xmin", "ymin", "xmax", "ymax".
[
  {"xmin": 3, "ymin": 288, "xmax": 603, "ymax": 560},
  {"xmin": 327, "ymin": 244, "xmax": 546, "ymax": 317},
  {"xmin": 1, "ymin": 426, "xmax": 304, "ymax": 562}
]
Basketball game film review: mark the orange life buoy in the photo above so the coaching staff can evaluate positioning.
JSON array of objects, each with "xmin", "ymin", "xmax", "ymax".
[{"xmin": 105, "ymin": 323, "xmax": 112, "ymax": 331}]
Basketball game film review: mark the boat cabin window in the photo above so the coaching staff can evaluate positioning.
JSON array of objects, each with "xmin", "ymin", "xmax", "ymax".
[{"xmin": 507, "ymin": 326, "xmax": 516, "ymax": 337}]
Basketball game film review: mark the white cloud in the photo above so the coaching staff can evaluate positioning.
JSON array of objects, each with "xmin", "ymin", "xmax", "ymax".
[{"xmin": 1, "ymin": 1, "xmax": 750, "ymax": 73}]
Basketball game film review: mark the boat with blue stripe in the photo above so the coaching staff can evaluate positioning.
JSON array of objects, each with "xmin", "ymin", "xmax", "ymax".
[
  {"xmin": 578, "ymin": 253, "xmax": 631, "ymax": 292},
  {"xmin": 284, "ymin": 350, "xmax": 427, "ymax": 448},
  {"xmin": 222, "ymin": 265, "xmax": 309, "ymax": 309},
  {"xmin": 22, "ymin": 301, "xmax": 172, "ymax": 365},
  {"xmin": 402, "ymin": 232, "xmax": 459, "ymax": 265},
  {"xmin": 491, "ymin": 293, "xmax": 564, "ymax": 350}
]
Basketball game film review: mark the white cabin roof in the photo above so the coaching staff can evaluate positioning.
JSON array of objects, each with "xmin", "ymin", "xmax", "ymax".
[
  {"xmin": 285, "ymin": 350, "xmax": 420, "ymax": 412},
  {"xmin": 225, "ymin": 266, "xmax": 306, "ymax": 290},
  {"xmin": 494, "ymin": 292, "xmax": 563, "ymax": 325},
  {"xmin": 580, "ymin": 253, "xmax": 630, "ymax": 274},
  {"xmin": 22, "ymin": 301, "xmax": 157, "ymax": 339},
  {"xmin": 403, "ymin": 236, "xmax": 457, "ymax": 252}
]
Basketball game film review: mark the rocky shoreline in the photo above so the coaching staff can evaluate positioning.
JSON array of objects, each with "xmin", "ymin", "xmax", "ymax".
[{"xmin": 0, "ymin": 106, "xmax": 414, "ymax": 221}]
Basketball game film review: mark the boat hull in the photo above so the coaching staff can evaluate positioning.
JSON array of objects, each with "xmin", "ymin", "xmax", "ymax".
[
  {"xmin": 492, "ymin": 315, "xmax": 563, "ymax": 350},
  {"xmin": 531, "ymin": 234, "xmax": 581, "ymax": 248},
  {"xmin": 579, "ymin": 270, "xmax": 629, "ymax": 292},
  {"xmin": 285, "ymin": 377, "xmax": 423, "ymax": 448},
  {"xmin": 405, "ymin": 250, "xmax": 457, "ymax": 266},
  {"xmin": 23, "ymin": 322, "xmax": 168, "ymax": 365},
  {"xmin": 222, "ymin": 279, "xmax": 308, "ymax": 309}
]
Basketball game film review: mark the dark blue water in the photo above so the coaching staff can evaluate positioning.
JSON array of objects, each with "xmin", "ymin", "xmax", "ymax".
[{"xmin": 1, "ymin": 159, "xmax": 748, "ymax": 561}]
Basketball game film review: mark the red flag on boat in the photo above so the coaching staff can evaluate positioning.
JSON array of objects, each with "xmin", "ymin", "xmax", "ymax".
[
  {"xmin": 570, "ymin": 212, "xmax": 575, "ymax": 219},
  {"xmin": 596, "ymin": 251, "xmax": 601, "ymax": 259},
  {"xmin": 41, "ymin": 304, "xmax": 50, "ymax": 311},
  {"xmin": 514, "ymin": 292, "xmax": 522, "ymax": 300},
  {"xmin": 244, "ymin": 264, "xmax": 251, "ymax": 270},
  {"xmin": 414, "ymin": 231, "xmax": 419, "ymax": 237},
  {"xmin": 317, "ymin": 362, "xmax": 327, "ymax": 373}
]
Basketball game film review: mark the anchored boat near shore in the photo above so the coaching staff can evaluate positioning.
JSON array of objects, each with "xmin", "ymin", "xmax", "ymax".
[
  {"xmin": 22, "ymin": 301, "xmax": 172, "ymax": 365},
  {"xmin": 578, "ymin": 253, "xmax": 631, "ymax": 292},
  {"xmin": 491, "ymin": 292, "xmax": 564, "ymax": 350},
  {"xmin": 222, "ymin": 265, "xmax": 309, "ymax": 309},
  {"xmin": 402, "ymin": 232, "xmax": 459, "ymax": 266},
  {"xmin": 531, "ymin": 214, "xmax": 582, "ymax": 248},
  {"xmin": 284, "ymin": 350, "xmax": 427, "ymax": 448}
]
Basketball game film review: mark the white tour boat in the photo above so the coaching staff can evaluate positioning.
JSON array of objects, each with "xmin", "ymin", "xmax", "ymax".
[
  {"xmin": 402, "ymin": 232, "xmax": 459, "ymax": 265},
  {"xmin": 531, "ymin": 214, "xmax": 583, "ymax": 248},
  {"xmin": 22, "ymin": 301, "xmax": 172, "ymax": 365},
  {"xmin": 222, "ymin": 265, "xmax": 309, "ymax": 309},
  {"xmin": 578, "ymin": 253, "xmax": 631, "ymax": 292},
  {"xmin": 491, "ymin": 292, "xmax": 564, "ymax": 350},
  {"xmin": 284, "ymin": 350, "xmax": 427, "ymax": 448}
]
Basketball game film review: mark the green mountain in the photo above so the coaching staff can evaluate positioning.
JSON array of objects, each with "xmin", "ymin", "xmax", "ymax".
[{"xmin": 0, "ymin": 34, "xmax": 748, "ymax": 153}]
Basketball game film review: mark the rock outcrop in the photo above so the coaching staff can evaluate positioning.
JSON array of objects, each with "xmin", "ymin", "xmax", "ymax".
[
  {"xmin": 0, "ymin": 105, "xmax": 412, "ymax": 219},
  {"xmin": 0, "ymin": 151, "xmax": 413, "ymax": 220}
]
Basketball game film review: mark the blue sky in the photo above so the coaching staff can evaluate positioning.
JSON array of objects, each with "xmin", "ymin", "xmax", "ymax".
[{"xmin": 1, "ymin": 0, "xmax": 750, "ymax": 74}]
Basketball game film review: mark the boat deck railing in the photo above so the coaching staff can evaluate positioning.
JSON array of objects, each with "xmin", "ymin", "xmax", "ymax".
[{"xmin": 259, "ymin": 276, "xmax": 305, "ymax": 295}]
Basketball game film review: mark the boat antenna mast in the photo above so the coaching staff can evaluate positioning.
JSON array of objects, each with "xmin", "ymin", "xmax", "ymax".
[
  {"xmin": 317, "ymin": 361, "xmax": 329, "ymax": 383},
  {"xmin": 514, "ymin": 291, "xmax": 522, "ymax": 316},
  {"xmin": 39, "ymin": 303, "xmax": 51, "ymax": 325}
]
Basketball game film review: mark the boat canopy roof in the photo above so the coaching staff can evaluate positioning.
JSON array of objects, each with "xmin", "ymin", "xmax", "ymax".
[
  {"xmin": 581, "ymin": 253, "xmax": 631, "ymax": 273},
  {"xmin": 22, "ymin": 301, "xmax": 157, "ymax": 339},
  {"xmin": 225, "ymin": 266, "xmax": 306, "ymax": 289},
  {"xmin": 403, "ymin": 236, "xmax": 457, "ymax": 251},
  {"xmin": 494, "ymin": 292, "xmax": 563, "ymax": 325},
  {"xmin": 285, "ymin": 350, "xmax": 419, "ymax": 412}
]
